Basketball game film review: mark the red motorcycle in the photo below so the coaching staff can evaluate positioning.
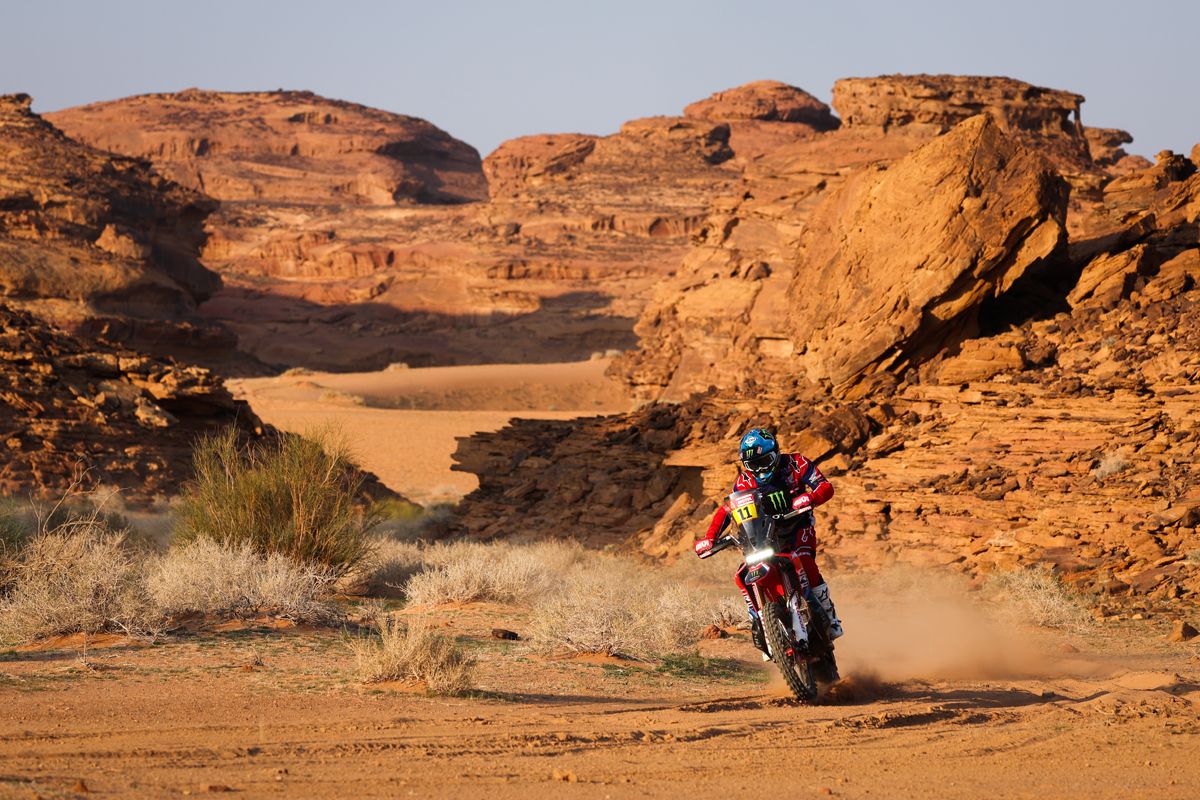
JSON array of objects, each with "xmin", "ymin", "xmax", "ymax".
[{"xmin": 701, "ymin": 487, "xmax": 839, "ymax": 702}]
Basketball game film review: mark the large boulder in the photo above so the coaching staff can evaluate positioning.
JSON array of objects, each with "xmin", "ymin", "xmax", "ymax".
[
  {"xmin": 789, "ymin": 114, "xmax": 1068, "ymax": 395},
  {"xmin": 684, "ymin": 80, "xmax": 839, "ymax": 130}
]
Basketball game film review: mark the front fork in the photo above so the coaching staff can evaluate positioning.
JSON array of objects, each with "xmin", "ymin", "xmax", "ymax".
[{"xmin": 751, "ymin": 567, "xmax": 811, "ymax": 648}]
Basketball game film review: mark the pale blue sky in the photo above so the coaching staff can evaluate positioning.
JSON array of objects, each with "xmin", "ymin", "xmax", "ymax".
[{"xmin": 4, "ymin": 0, "xmax": 1196, "ymax": 158}]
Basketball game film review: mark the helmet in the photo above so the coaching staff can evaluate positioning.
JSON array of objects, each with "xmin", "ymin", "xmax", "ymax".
[{"xmin": 739, "ymin": 428, "xmax": 780, "ymax": 482}]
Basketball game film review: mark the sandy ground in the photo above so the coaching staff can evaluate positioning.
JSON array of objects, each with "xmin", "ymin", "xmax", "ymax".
[
  {"xmin": 1, "ymin": 598, "xmax": 1197, "ymax": 800},
  {"xmin": 230, "ymin": 360, "xmax": 631, "ymax": 504}
]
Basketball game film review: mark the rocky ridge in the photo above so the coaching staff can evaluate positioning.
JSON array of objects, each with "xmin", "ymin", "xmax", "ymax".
[
  {"xmin": 49, "ymin": 84, "xmax": 840, "ymax": 372},
  {"xmin": 0, "ymin": 93, "xmax": 226, "ymax": 362},
  {"xmin": 0, "ymin": 302, "xmax": 265, "ymax": 502},
  {"xmin": 450, "ymin": 79, "xmax": 1200, "ymax": 616}
]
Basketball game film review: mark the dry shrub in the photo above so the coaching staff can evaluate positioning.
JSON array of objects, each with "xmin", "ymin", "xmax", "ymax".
[
  {"xmin": 987, "ymin": 566, "xmax": 1093, "ymax": 630},
  {"xmin": 0, "ymin": 516, "xmax": 151, "ymax": 643},
  {"xmin": 147, "ymin": 540, "xmax": 337, "ymax": 623},
  {"xmin": 175, "ymin": 427, "xmax": 377, "ymax": 573},
  {"xmin": 349, "ymin": 614, "xmax": 474, "ymax": 694},
  {"xmin": 528, "ymin": 562, "xmax": 712, "ymax": 659},
  {"xmin": 360, "ymin": 537, "xmax": 428, "ymax": 598},
  {"xmin": 1092, "ymin": 452, "xmax": 1129, "ymax": 480},
  {"xmin": 403, "ymin": 541, "xmax": 585, "ymax": 606}
]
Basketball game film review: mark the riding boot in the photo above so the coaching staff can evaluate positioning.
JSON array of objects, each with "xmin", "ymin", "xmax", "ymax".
[{"xmin": 811, "ymin": 582, "xmax": 844, "ymax": 640}]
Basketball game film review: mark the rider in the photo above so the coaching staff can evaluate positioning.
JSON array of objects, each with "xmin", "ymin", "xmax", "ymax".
[{"xmin": 693, "ymin": 428, "xmax": 844, "ymax": 658}]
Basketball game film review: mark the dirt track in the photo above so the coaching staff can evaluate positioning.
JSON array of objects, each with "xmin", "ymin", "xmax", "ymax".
[{"xmin": 2, "ymin": 613, "xmax": 1197, "ymax": 799}]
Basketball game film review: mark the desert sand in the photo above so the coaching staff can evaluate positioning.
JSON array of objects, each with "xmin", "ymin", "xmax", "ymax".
[
  {"xmin": 2, "ymin": 583, "xmax": 1196, "ymax": 799},
  {"xmin": 229, "ymin": 359, "xmax": 632, "ymax": 503}
]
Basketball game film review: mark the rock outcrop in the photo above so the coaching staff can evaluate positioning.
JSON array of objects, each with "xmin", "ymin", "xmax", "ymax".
[
  {"xmin": 0, "ymin": 93, "xmax": 225, "ymax": 360},
  {"xmin": 450, "ymin": 75, "xmax": 1200, "ymax": 618},
  {"xmin": 832, "ymin": 74, "xmax": 1093, "ymax": 173},
  {"xmin": 48, "ymin": 89, "xmax": 487, "ymax": 205},
  {"xmin": 789, "ymin": 115, "xmax": 1068, "ymax": 395},
  {"xmin": 0, "ymin": 303, "xmax": 264, "ymax": 502}
]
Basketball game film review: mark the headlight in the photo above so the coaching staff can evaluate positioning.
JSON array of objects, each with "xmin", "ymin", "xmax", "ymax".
[{"xmin": 745, "ymin": 548, "xmax": 774, "ymax": 565}]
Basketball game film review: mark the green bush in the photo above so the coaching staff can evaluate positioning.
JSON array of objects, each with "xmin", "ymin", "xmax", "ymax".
[{"xmin": 175, "ymin": 428, "xmax": 377, "ymax": 574}]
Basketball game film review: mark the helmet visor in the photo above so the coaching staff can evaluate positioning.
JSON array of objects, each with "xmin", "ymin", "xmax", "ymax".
[{"xmin": 742, "ymin": 450, "xmax": 779, "ymax": 475}]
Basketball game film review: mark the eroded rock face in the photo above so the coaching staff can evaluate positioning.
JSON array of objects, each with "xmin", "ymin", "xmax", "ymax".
[
  {"xmin": 833, "ymin": 74, "xmax": 1094, "ymax": 174},
  {"xmin": 0, "ymin": 94, "xmax": 223, "ymax": 358},
  {"xmin": 450, "ymin": 75, "xmax": 1200, "ymax": 615},
  {"xmin": 684, "ymin": 80, "xmax": 839, "ymax": 129},
  {"xmin": 790, "ymin": 115, "xmax": 1068, "ymax": 394},
  {"xmin": 0, "ymin": 303, "xmax": 263, "ymax": 502},
  {"xmin": 619, "ymin": 115, "xmax": 1068, "ymax": 401},
  {"xmin": 48, "ymin": 89, "xmax": 487, "ymax": 205}
]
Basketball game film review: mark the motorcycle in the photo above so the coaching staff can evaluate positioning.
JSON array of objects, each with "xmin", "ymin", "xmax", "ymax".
[{"xmin": 700, "ymin": 487, "xmax": 839, "ymax": 702}]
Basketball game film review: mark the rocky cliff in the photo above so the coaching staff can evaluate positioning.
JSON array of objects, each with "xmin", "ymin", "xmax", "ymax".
[
  {"xmin": 449, "ymin": 77, "xmax": 1200, "ymax": 617},
  {"xmin": 0, "ymin": 93, "xmax": 227, "ymax": 361},
  {"xmin": 48, "ymin": 83, "xmax": 845, "ymax": 372},
  {"xmin": 0, "ymin": 302, "xmax": 264, "ymax": 502},
  {"xmin": 48, "ymin": 89, "xmax": 487, "ymax": 206}
]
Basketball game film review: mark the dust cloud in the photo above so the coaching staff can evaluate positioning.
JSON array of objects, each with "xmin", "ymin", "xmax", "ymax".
[{"xmin": 830, "ymin": 565, "xmax": 1079, "ymax": 682}]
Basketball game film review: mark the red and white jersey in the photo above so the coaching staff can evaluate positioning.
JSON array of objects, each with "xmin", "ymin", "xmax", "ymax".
[{"xmin": 705, "ymin": 453, "xmax": 833, "ymax": 540}]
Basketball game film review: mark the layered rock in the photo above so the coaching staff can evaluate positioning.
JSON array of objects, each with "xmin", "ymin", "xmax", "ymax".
[
  {"xmin": 450, "ymin": 76, "xmax": 1200, "ymax": 617},
  {"xmin": 619, "ymin": 115, "xmax": 1068, "ymax": 401},
  {"xmin": 0, "ymin": 303, "xmax": 264, "ymax": 502},
  {"xmin": 832, "ymin": 74, "xmax": 1092, "ymax": 172},
  {"xmin": 789, "ymin": 115, "xmax": 1068, "ymax": 395},
  {"xmin": 0, "ymin": 93, "xmax": 225, "ymax": 360},
  {"xmin": 53, "ymin": 90, "xmax": 749, "ymax": 372},
  {"xmin": 48, "ymin": 89, "xmax": 487, "ymax": 205}
]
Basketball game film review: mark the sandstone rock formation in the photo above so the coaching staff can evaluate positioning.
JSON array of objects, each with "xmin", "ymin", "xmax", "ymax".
[
  {"xmin": 0, "ymin": 93, "xmax": 226, "ymax": 361},
  {"xmin": 789, "ymin": 115, "xmax": 1068, "ymax": 395},
  {"xmin": 832, "ymin": 74, "xmax": 1093, "ymax": 173},
  {"xmin": 0, "ymin": 303, "xmax": 264, "ymax": 502},
  {"xmin": 449, "ymin": 74, "xmax": 1199, "ymax": 617},
  {"xmin": 48, "ymin": 89, "xmax": 487, "ymax": 206}
]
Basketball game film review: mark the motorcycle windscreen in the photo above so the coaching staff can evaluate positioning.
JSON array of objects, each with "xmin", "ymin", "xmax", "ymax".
[{"xmin": 727, "ymin": 490, "xmax": 773, "ymax": 553}]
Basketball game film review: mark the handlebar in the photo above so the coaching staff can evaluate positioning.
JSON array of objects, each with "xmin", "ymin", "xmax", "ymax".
[{"xmin": 698, "ymin": 536, "xmax": 738, "ymax": 559}]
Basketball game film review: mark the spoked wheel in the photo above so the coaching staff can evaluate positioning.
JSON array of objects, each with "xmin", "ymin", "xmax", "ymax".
[{"xmin": 761, "ymin": 601, "xmax": 818, "ymax": 703}]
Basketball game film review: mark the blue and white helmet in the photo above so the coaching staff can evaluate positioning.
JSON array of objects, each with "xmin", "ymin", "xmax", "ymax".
[{"xmin": 739, "ymin": 428, "xmax": 780, "ymax": 482}]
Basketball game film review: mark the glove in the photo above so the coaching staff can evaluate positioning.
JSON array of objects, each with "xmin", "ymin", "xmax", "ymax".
[
  {"xmin": 792, "ymin": 493, "xmax": 813, "ymax": 513},
  {"xmin": 693, "ymin": 538, "xmax": 714, "ymax": 558}
]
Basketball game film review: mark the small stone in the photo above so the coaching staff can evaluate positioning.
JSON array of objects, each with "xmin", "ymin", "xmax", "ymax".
[
  {"xmin": 1168, "ymin": 620, "xmax": 1198, "ymax": 642},
  {"xmin": 700, "ymin": 624, "xmax": 727, "ymax": 640},
  {"xmin": 1059, "ymin": 643, "xmax": 1079, "ymax": 654},
  {"xmin": 201, "ymin": 785, "xmax": 233, "ymax": 793},
  {"xmin": 551, "ymin": 769, "xmax": 578, "ymax": 783},
  {"xmin": 71, "ymin": 779, "xmax": 89, "ymax": 794}
]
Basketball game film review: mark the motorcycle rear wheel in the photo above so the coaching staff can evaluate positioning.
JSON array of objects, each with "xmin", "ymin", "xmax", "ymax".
[{"xmin": 762, "ymin": 601, "xmax": 818, "ymax": 703}]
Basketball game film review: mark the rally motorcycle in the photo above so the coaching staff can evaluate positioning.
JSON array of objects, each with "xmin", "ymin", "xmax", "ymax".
[{"xmin": 700, "ymin": 487, "xmax": 839, "ymax": 703}]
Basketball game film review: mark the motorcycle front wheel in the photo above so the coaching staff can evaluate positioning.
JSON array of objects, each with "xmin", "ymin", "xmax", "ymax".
[{"xmin": 762, "ymin": 600, "xmax": 818, "ymax": 703}]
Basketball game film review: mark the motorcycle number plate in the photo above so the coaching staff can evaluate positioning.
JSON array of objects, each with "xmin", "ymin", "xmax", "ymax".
[
  {"xmin": 731, "ymin": 495, "xmax": 758, "ymax": 523},
  {"xmin": 745, "ymin": 563, "xmax": 769, "ymax": 584}
]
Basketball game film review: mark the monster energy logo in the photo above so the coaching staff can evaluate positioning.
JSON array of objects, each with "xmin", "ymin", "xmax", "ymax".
[{"xmin": 766, "ymin": 490, "xmax": 788, "ymax": 511}]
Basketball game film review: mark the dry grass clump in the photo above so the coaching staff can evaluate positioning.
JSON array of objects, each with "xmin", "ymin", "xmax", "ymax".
[
  {"xmin": 987, "ymin": 566, "xmax": 1093, "ymax": 630},
  {"xmin": 528, "ymin": 562, "xmax": 713, "ymax": 659},
  {"xmin": 359, "ymin": 536, "xmax": 427, "ymax": 597},
  {"xmin": 349, "ymin": 614, "xmax": 474, "ymax": 694},
  {"xmin": 1092, "ymin": 452, "xmax": 1129, "ymax": 480},
  {"xmin": 175, "ymin": 428, "xmax": 377, "ymax": 573},
  {"xmin": 403, "ymin": 541, "xmax": 584, "ymax": 606},
  {"xmin": 147, "ymin": 540, "xmax": 338, "ymax": 623},
  {"xmin": 0, "ymin": 514, "xmax": 151, "ymax": 643}
]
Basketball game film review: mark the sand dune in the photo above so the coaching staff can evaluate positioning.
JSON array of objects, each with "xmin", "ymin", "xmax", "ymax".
[{"xmin": 230, "ymin": 359, "xmax": 631, "ymax": 504}]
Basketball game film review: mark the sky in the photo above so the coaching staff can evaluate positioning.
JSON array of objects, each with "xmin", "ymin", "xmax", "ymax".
[{"xmin": 4, "ymin": 0, "xmax": 1197, "ymax": 159}]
